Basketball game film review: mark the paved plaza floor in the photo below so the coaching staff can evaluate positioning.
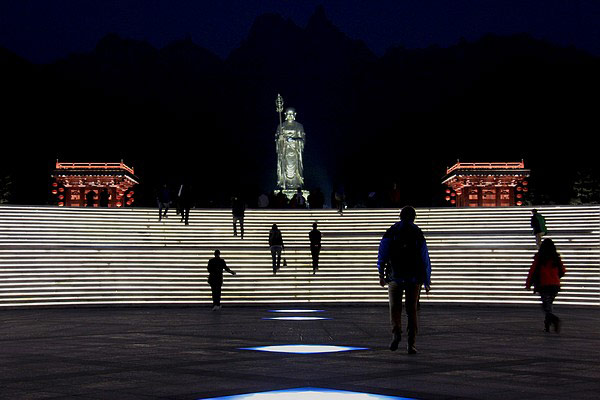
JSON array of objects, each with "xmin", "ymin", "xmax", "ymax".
[{"xmin": 1, "ymin": 304, "xmax": 599, "ymax": 399}]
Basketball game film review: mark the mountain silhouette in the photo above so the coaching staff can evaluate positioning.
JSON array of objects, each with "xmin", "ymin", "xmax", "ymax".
[{"xmin": 0, "ymin": 6, "xmax": 597, "ymax": 206}]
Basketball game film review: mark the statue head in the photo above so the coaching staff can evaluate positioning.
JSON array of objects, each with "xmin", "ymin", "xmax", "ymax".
[{"xmin": 284, "ymin": 108, "xmax": 297, "ymax": 122}]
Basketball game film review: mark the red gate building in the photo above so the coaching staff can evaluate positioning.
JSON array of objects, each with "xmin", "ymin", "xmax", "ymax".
[
  {"xmin": 442, "ymin": 161, "xmax": 530, "ymax": 207},
  {"xmin": 51, "ymin": 161, "xmax": 139, "ymax": 207}
]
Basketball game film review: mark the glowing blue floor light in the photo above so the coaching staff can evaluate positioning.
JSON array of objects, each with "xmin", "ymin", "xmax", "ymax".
[
  {"xmin": 262, "ymin": 316, "xmax": 330, "ymax": 321},
  {"xmin": 240, "ymin": 345, "xmax": 367, "ymax": 354},
  {"xmin": 199, "ymin": 387, "xmax": 413, "ymax": 399},
  {"xmin": 268, "ymin": 309, "xmax": 325, "ymax": 313}
]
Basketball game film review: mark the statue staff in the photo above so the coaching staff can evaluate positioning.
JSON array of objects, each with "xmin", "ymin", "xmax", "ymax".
[
  {"xmin": 275, "ymin": 93, "xmax": 284, "ymax": 135},
  {"xmin": 275, "ymin": 94, "xmax": 285, "ymax": 189}
]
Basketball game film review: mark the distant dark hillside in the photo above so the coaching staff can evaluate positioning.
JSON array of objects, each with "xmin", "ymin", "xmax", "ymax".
[{"xmin": 1, "ymin": 7, "xmax": 598, "ymax": 206}]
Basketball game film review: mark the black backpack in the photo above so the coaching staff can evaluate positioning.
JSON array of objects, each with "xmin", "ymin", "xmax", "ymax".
[{"xmin": 385, "ymin": 224, "xmax": 425, "ymax": 282}]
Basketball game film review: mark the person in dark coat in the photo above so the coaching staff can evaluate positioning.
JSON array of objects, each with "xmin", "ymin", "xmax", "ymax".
[
  {"xmin": 294, "ymin": 188, "xmax": 306, "ymax": 209},
  {"xmin": 232, "ymin": 196, "xmax": 245, "ymax": 238},
  {"xmin": 334, "ymin": 189, "xmax": 345, "ymax": 214},
  {"xmin": 311, "ymin": 187, "xmax": 325, "ymax": 209},
  {"xmin": 526, "ymin": 238, "xmax": 566, "ymax": 333},
  {"xmin": 85, "ymin": 190, "xmax": 96, "ymax": 207},
  {"xmin": 179, "ymin": 185, "xmax": 193, "ymax": 225},
  {"xmin": 309, "ymin": 222, "xmax": 322, "ymax": 274},
  {"xmin": 157, "ymin": 184, "xmax": 171, "ymax": 221},
  {"xmin": 175, "ymin": 184, "xmax": 184, "ymax": 216},
  {"xmin": 207, "ymin": 250, "xmax": 236, "ymax": 311},
  {"xmin": 276, "ymin": 190, "xmax": 288, "ymax": 208},
  {"xmin": 530, "ymin": 209, "xmax": 548, "ymax": 249},
  {"xmin": 377, "ymin": 206, "xmax": 431, "ymax": 354},
  {"xmin": 269, "ymin": 224, "xmax": 284, "ymax": 275},
  {"xmin": 99, "ymin": 189, "xmax": 110, "ymax": 207}
]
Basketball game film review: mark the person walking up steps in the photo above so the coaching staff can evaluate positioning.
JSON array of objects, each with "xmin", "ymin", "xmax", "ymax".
[
  {"xmin": 232, "ymin": 196, "xmax": 245, "ymax": 239},
  {"xmin": 309, "ymin": 222, "xmax": 322, "ymax": 274},
  {"xmin": 378, "ymin": 206, "xmax": 431, "ymax": 354},
  {"xmin": 269, "ymin": 224, "xmax": 284, "ymax": 275},
  {"xmin": 531, "ymin": 209, "xmax": 548, "ymax": 249},
  {"xmin": 526, "ymin": 238, "xmax": 566, "ymax": 333},
  {"xmin": 157, "ymin": 184, "xmax": 171, "ymax": 221},
  {"xmin": 179, "ymin": 185, "xmax": 193, "ymax": 226}
]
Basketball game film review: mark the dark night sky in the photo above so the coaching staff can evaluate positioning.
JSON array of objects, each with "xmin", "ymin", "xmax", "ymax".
[
  {"xmin": 1, "ymin": 1, "xmax": 599, "ymax": 207},
  {"xmin": 1, "ymin": 0, "xmax": 599, "ymax": 63}
]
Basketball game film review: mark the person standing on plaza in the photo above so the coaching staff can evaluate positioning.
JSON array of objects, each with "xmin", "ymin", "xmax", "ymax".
[
  {"xmin": 269, "ymin": 224, "xmax": 284, "ymax": 275},
  {"xmin": 157, "ymin": 184, "xmax": 171, "ymax": 221},
  {"xmin": 309, "ymin": 222, "xmax": 322, "ymax": 274},
  {"xmin": 232, "ymin": 196, "xmax": 245, "ymax": 239},
  {"xmin": 207, "ymin": 250, "xmax": 236, "ymax": 311},
  {"xmin": 377, "ymin": 206, "xmax": 431, "ymax": 354},
  {"xmin": 531, "ymin": 209, "xmax": 548, "ymax": 249},
  {"xmin": 525, "ymin": 238, "xmax": 566, "ymax": 333}
]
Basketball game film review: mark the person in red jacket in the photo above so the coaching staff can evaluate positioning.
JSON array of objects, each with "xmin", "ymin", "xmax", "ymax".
[{"xmin": 525, "ymin": 238, "xmax": 566, "ymax": 332}]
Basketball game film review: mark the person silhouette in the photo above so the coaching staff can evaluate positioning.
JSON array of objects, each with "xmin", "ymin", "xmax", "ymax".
[
  {"xmin": 531, "ymin": 209, "xmax": 548, "ymax": 249},
  {"xmin": 269, "ymin": 224, "xmax": 284, "ymax": 274},
  {"xmin": 157, "ymin": 184, "xmax": 170, "ymax": 221},
  {"xmin": 179, "ymin": 185, "xmax": 193, "ymax": 225},
  {"xmin": 99, "ymin": 188, "xmax": 110, "ymax": 207},
  {"xmin": 526, "ymin": 238, "xmax": 566, "ymax": 333},
  {"xmin": 294, "ymin": 188, "xmax": 306, "ymax": 209},
  {"xmin": 232, "ymin": 196, "xmax": 245, "ymax": 239},
  {"xmin": 207, "ymin": 250, "xmax": 236, "ymax": 311},
  {"xmin": 309, "ymin": 222, "xmax": 322, "ymax": 274},
  {"xmin": 85, "ymin": 190, "xmax": 96, "ymax": 207},
  {"xmin": 377, "ymin": 206, "xmax": 431, "ymax": 354}
]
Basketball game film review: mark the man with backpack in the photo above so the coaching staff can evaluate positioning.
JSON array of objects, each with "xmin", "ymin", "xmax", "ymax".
[{"xmin": 377, "ymin": 206, "xmax": 431, "ymax": 354}]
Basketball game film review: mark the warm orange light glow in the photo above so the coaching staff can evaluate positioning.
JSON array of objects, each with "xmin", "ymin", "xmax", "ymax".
[
  {"xmin": 446, "ymin": 161, "xmax": 525, "ymax": 175},
  {"xmin": 442, "ymin": 161, "xmax": 530, "ymax": 207},
  {"xmin": 56, "ymin": 161, "xmax": 135, "ymax": 175},
  {"xmin": 52, "ymin": 160, "xmax": 138, "ymax": 207}
]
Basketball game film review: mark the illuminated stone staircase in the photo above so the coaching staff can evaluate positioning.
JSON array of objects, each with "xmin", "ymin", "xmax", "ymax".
[{"xmin": 0, "ymin": 205, "xmax": 598, "ymax": 307}]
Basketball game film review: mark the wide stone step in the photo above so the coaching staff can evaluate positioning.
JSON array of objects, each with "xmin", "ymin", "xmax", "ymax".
[{"xmin": 0, "ymin": 205, "xmax": 597, "ymax": 307}]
